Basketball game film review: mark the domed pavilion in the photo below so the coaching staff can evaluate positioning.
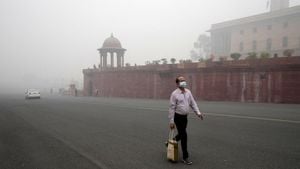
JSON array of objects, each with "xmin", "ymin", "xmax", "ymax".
[{"xmin": 97, "ymin": 34, "xmax": 126, "ymax": 68}]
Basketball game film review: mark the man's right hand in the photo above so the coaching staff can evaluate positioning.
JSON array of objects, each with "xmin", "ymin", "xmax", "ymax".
[{"xmin": 170, "ymin": 123, "xmax": 175, "ymax": 129}]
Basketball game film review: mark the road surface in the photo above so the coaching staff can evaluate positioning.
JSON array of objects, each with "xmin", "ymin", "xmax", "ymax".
[{"xmin": 0, "ymin": 94, "xmax": 299, "ymax": 169}]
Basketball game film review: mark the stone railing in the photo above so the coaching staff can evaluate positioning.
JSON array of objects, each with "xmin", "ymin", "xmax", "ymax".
[{"xmin": 83, "ymin": 56, "xmax": 300, "ymax": 74}]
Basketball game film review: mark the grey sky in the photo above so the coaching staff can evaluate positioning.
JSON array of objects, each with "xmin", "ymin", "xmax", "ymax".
[{"xmin": 1, "ymin": 0, "xmax": 300, "ymax": 90}]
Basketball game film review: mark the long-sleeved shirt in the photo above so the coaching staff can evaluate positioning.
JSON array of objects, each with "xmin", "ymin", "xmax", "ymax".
[{"xmin": 169, "ymin": 88, "xmax": 201, "ymax": 123}]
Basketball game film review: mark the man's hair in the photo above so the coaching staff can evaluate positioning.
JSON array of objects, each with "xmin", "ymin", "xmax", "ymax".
[{"xmin": 175, "ymin": 76, "xmax": 183, "ymax": 84}]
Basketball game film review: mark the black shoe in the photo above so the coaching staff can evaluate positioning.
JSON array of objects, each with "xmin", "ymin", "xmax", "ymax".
[{"xmin": 182, "ymin": 158, "xmax": 193, "ymax": 165}]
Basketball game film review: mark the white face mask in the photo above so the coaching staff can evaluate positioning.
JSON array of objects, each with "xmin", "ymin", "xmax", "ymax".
[{"xmin": 179, "ymin": 81, "xmax": 187, "ymax": 88}]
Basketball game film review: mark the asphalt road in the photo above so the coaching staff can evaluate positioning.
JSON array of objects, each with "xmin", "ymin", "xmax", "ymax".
[{"xmin": 0, "ymin": 93, "xmax": 299, "ymax": 169}]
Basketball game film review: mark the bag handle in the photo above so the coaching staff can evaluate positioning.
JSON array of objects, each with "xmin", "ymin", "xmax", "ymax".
[{"xmin": 169, "ymin": 129, "xmax": 175, "ymax": 140}]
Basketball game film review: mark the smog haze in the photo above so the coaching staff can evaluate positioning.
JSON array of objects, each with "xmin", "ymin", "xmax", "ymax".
[{"xmin": 1, "ymin": 0, "xmax": 300, "ymax": 91}]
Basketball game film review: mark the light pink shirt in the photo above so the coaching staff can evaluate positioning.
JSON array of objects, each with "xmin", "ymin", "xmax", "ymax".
[{"xmin": 169, "ymin": 88, "xmax": 201, "ymax": 123}]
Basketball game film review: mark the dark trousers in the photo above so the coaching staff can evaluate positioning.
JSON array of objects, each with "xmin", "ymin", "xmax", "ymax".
[{"xmin": 174, "ymin": 113, "xmax": 189, "ymax": 159}]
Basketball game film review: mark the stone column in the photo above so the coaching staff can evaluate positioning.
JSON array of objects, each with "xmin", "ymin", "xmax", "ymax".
[
  {"xmin": 103, "ymin": 53, "xmax": 107, "ymax": 68},
  {"xmin": 111, "ymin": 52, "xmax": 114, "ymax": 67},
  {"xmin": 122, "ymin": 55, "xmax": 124, "ymax": 67},
  {"xmin": 100, "ymin": 54, "xmax": 102, "ymax": 68},
  {"xmin": 116, "ymin": 52, "xmax": 121, "ymax": 67}
]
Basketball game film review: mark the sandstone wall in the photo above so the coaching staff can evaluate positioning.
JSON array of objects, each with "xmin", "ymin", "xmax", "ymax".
[{"xmin": 83, "ymin": 57, "xmax": 300, "ymax": 103}]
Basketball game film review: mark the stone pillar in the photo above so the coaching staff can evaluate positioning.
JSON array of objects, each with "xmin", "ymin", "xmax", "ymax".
[
  {"xmin": 103, "ymin": 53, "xmax": 107, "ymax": 67},
  {"xmin": 111, "ymin": 52, "xmax": 114, "ymax": 67},
  {"xmin": 100, "ymin": 54, "xmax": 102, "ymax": 68},
  {"xmin": 116, "ymin": 53, "xmax": 119, "ymax": 67},
  {"xmin": 118, "ymin": 51, "xmax": 124, "ymax": 67}
]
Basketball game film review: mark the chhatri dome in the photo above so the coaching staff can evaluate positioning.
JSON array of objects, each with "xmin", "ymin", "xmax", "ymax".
[
  {"xmin": 102, "ymin": 33, "xmax": 122, "ymax": 49},
  {"xmin": 98, "ymin": 33, "xmax": 126, "ymax": 68}
]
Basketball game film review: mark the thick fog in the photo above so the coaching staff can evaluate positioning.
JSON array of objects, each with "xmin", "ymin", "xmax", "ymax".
[{"xmin": 1, "ymin": 0, "xmax": 300, "ymax": 92}]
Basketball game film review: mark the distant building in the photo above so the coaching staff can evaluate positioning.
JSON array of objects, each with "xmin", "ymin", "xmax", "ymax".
[
  {"xmin": 209, "ymin": 0, "xmax": 300, "ymax": 59},
  {"xmin": 82, "ymin": 32, "xmax": 300, "ymax": 103},
  {"xmin": 271, "ymin": 0, "xmax": 289, "ymax": 11}
]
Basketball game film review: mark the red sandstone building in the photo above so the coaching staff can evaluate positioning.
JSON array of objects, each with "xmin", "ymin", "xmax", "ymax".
[{"xmin": 83, "ymin": 35, "xmax": 300, "ymax": 104}]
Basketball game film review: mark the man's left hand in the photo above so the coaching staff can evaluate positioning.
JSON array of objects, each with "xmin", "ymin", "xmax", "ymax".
[{"xmin": 197, "ymin": 113, "xmax": 204, "ymax": 120}]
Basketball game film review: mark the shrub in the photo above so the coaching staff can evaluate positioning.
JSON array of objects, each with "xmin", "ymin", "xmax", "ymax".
[
  {"xmin": 283, "ymin": 49, "xmax": 294, "ymax": 57},
  {"xmin": 184, "ymin": 59, "xmax": 192, "ymax": 63},
  {"xmin": 161, "ymin": 58, "xmax": 167, "ymax": 64},
  {"xmin": 219, "ymin": 56, "xmax": 227, "ymax": 61},
  {"xmin": 260, "ymin": 52, "xmax": 270, "ymax": 59},
  {"xmin": 246, "ymin": 52, "xmax": 257, "ymax": 59},
  {"xmin": 230, "ymin": 53, "xmax": 241, "ymax": 61},
  {"xmin": 198, "ymin": 58, "xmax": 205, "ymax": 62}
]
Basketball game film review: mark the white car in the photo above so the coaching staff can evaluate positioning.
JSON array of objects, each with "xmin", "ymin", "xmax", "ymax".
[{"xmin": 25, "ymin": 89, "xmax": 41, "ymax": 99}]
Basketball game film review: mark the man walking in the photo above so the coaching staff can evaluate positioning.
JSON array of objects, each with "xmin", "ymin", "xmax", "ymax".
[{"xmin": 168, "ymin": 76, "xmax": 204, "ymax": 165}]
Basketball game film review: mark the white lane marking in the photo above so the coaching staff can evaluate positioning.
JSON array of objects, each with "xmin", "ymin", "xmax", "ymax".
[
  {"xmin": 56, "ymin": 100, "xmax": 300, "ymax": 124},
  {"xmin": 204, "ymin": 113, "xmax": 300, "ymax": 124},
  {"xmin": 135, "ymin": 107, "xmax": 300, "ymax": 124}
]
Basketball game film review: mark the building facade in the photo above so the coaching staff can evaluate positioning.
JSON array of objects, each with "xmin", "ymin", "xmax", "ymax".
[
  {"xmin": 82, "ymin": 33, "xmax": 300, "ymax": 103},
  {"xmin": 210, "ymin": 1, "xmax": 300, "ymax": 59}
]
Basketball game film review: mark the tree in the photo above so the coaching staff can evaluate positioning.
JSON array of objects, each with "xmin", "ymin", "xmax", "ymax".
[
  {"xmin": 197, "ymin": 34, "xmax": 211, "ymax": 58},
  {"xmin": 170, "ymin": 58, "xmax": 176, "ymax": 64},
  {"xmin": 230, "ymin": 53, "xmax": 241, "ymax": 61},
  {"xmin": 190, "ymin": 50, "xmax": 198, "ymax": 61},
  {"xmin": 191, "ymin": 34, "xmax": 211, "ymax": 61},
  {"xmin": 283, "ymin": 49, "xmax": 294, "ymax": 57}
]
